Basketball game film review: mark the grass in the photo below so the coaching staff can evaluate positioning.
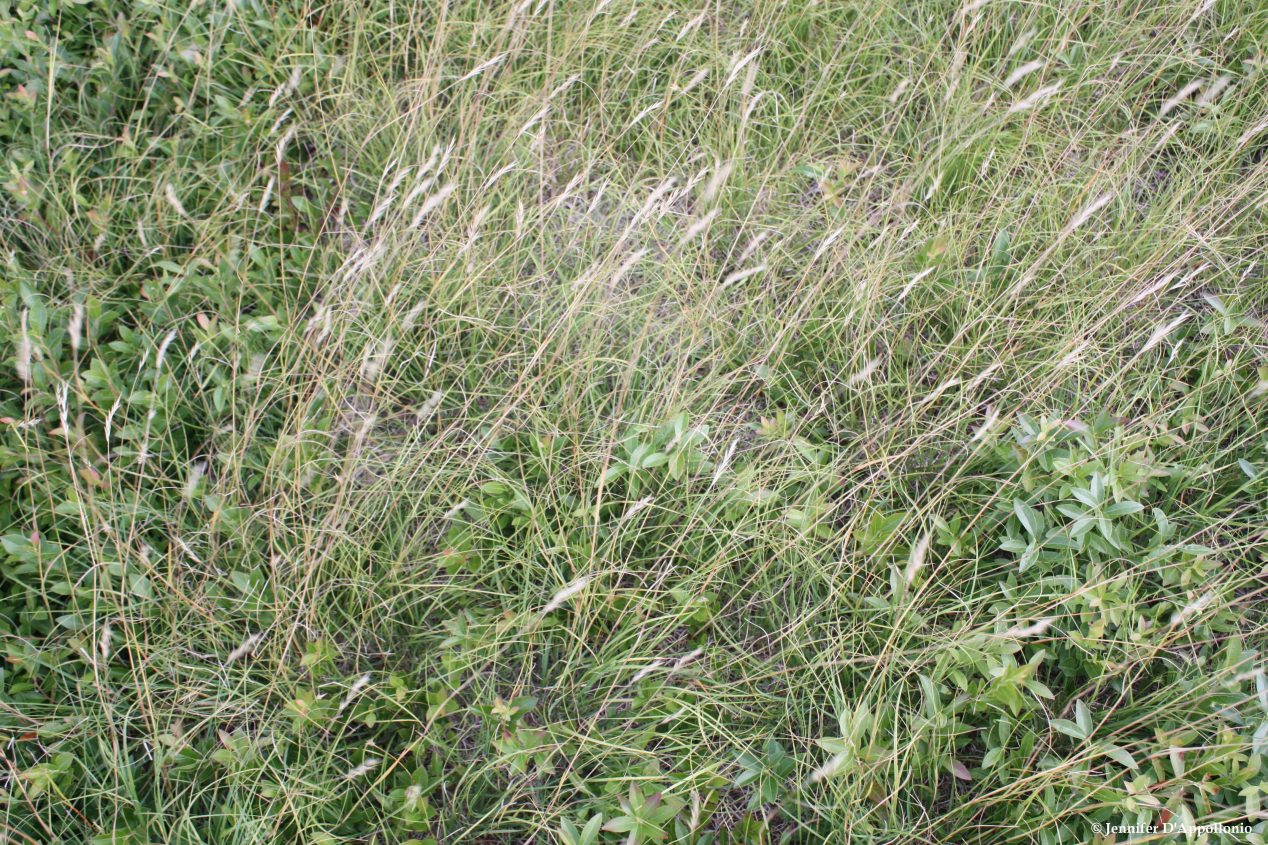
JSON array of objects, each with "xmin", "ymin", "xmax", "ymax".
[{"xmin": 2, "ymin": 0, "xmax": 1267, "ymax": 842}]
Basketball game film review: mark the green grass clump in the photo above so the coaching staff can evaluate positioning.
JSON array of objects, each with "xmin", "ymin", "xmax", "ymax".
[{"xmin": 2, "ymin": 0, "xmax": 1267, "ymax": 843}]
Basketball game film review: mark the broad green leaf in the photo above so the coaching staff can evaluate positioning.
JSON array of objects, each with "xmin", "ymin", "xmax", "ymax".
[
  {"xmin": 1101, "ymin": 744, "xmax": 1139, "ymax": 770},
  {"xmin": 1104, "ymin": 500, "xmax": 1144, "ymax": 517},
  {"xmin": 1013, "ymin": 499, "xmax": 1044, "ymax": 537},
  {"xmin": 1051, "ymin": 719, "xmax": 1087, "ymax": 741}
]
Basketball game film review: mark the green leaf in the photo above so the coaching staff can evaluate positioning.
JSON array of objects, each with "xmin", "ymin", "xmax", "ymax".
[
  {"xmin": 641, "ymin": 452, "xmax": 669, "ymax": 469},
  {"xmin": 602, "ymin": 817, "xmax": 638, "ymax": 834},
  {"xmin": 1055, "ymin": 503, "xmax": 1087, "ymax": 520},
  {"xmin": 1075, "ymin": 700, "xmax": 1093, "ymax": 736},
  {"xmin": 1104, "ymin": 500, "xmax": 1144, "ymax": 517},
  {"xmin": 1070, "ymin": 516, "xmax": 1094, "ymax": 540},
  {"xmin": 1013, "ymin": 499, "xmax": 1043, "ymax": 537},
  {"xmin": 1018, "ymin": 543, "xmax": 1039, "ymax": 573},
  {"xmin": 1051, "ymin": 719, "xmax": 1087, "ymax": 741},
  {"xmin": 581, "ymin": 814, "xmax": 604, "ymax": 845},
  {"xmin": 990, "ymin": 229, "xmax": 1011, "ymax": 267},
  {"xmin": 129, "ymin": 574, "xmax": 153, "ymax": 599},
  {"xmin": 1071, "ymin": 487, "xmax": 1099, "ymax": 508},
  {"xmin": 1100, "ymin": 743, "xmax": 1139, "ymax": 770}
]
